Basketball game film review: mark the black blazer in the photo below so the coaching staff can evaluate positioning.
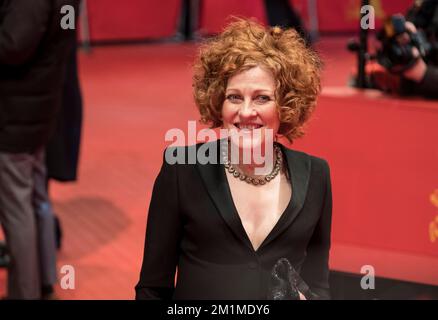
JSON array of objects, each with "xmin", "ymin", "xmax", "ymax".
[{"xmin": 136, "ymin": 140, "xmax": 332, "ymax": 300}]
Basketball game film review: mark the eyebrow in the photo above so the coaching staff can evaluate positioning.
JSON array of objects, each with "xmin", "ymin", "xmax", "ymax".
[{"xmin": 225, "ymin": 88, "xmax": 274, "ymax": 94}]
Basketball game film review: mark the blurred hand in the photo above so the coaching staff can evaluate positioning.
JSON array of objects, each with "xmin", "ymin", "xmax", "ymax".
[
  {"xmin": 299, "ymin": 291, "xmax": 307, "ymax": 300},
  {"xmin": 403, "ymin": 48, "xmax": 427, "ymax": 82}
]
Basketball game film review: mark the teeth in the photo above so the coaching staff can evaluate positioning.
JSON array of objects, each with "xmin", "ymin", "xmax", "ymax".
[{"xmin": 236, "ymin": 124, "xmax": 261, "ymax": 130}]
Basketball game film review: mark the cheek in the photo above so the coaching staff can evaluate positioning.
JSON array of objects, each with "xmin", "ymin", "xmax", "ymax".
[
  {"xmin": 221, "ymin": 102, "xmax": 236, "ymax": 126},
  {"xmin": 261, "ymin": 105, "xmax": 281, "ymax": 130}
]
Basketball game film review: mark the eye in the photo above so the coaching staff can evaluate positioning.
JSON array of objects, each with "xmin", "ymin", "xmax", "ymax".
[
  {"xmin": 226, "ymin": 94, "xmax": 243, "ymax": 103},
  {"xmin": 254, "ymin": 95, "xmax": 272, "ymax": 104}
]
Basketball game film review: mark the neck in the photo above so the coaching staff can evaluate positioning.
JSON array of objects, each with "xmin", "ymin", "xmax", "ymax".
[
  {"xmin": 228, "ymin": 142, "xmax": 277, "ymax": 177},
  {"xmin": 236, "ymin": 162, "xmax": 267, "ymax": 177}
]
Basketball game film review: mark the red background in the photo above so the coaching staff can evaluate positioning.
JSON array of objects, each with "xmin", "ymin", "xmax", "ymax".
[{"xmin": 83, "ymin": 0, "xmax": 414, "ymax": 42}]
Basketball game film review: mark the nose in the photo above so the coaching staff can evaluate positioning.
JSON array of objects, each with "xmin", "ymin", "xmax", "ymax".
[{"xmin": 238, "ymin": 99, "xmax": 257, "ymax": 119}]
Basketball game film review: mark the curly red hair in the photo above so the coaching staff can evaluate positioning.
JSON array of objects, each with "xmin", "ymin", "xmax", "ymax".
[{"xmin": 192, "ymin": 17, "xmax": 322, "ymax": 141}]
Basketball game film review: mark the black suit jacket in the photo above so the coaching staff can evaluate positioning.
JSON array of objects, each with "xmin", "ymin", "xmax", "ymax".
[
  {"xmin": 136, "ymin": 140, "xmax": 332, "ymax": 300},
  {"xmin": 0, "ymin": 0, "xmax": 79, "ymax": 153}
]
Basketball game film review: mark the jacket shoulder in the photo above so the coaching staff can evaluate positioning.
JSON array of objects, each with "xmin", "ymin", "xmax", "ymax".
[{"xmin": 281, "ymin": 145, "xmax": 330, "ymax": 173}]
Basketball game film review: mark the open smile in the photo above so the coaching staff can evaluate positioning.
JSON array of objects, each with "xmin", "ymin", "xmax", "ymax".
[{"xmin": 233, "ymin": 122, "xmax": 263, "ymax": 130}]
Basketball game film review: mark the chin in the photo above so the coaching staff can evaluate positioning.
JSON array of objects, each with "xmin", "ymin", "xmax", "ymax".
[{"xmin": 228, "ymin": 127, "xmax": 270, "ymax": 152}]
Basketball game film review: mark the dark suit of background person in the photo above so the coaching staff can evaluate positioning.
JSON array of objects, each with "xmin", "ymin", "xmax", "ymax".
[
  {"xmin": 136, "ymin": 140, "xmax": 332, "ymax": 300},
  {"xmin": 46, "ymin": 25, "xmax": 83, "ymax": 250},
  {"xmin": 263, "ymin": 0, "xmax": 311, "ymax": 44},
  {"xmin": 400, "ymin": 66, "xmax": 438, "ymax": 98},
  {"xmin": 0, "ymin": 0, "xmax": 78, "ymax": 299},
  {"xmin": 46, "ymin": 30, "xmax": 83, "ymax": 184},
  {"xmin": 177, "ymin": 0, "xmax": 202, "ymax": 41},
  {"xmin": 400, "ymin": 0, "xmax": 438, "ymax": 99}
]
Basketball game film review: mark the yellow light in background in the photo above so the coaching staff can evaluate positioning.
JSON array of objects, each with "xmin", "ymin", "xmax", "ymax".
[
  {"xmin": 430, "ymin": 189, "xmax": 438, "ymax": 208},
  {"xmin": 429, "ymin": 216, "xmax": 438, "ymax": 243},
  {"xmin": 429, "ymin": 190, "xmax": 438, "ymax": 243}
]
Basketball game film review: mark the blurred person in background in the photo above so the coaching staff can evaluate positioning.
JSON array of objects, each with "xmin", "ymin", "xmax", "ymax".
[
  {"xmin": 176, "ymin": 0, "xmax": 201, "ymax": 41},
  {"xmin": 399, "ymin": 23, "xmax": 438, "ymax": 98},
  {"xmin": 264, "ymin": 0, "xmax": 311, "ymax": 44},
  {"xmin": 371, "ymin": 0, "xmax": 438, "ymax": 98},
  {"xmin": 45, "ymin": 22, "xmax": 83, "ymax": 251},
  {"xmin": 0, "ymin": 0, "xmax": 78, "ymax": 299}
]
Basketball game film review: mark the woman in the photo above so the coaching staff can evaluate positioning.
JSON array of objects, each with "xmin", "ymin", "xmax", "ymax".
[{"xmin": 136, "ymin": 18, "xmax": 332, "ymax": 300}]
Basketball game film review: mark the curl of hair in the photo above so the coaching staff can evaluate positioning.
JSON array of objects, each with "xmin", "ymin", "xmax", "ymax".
[{"xmin": 193, "ymin": 17, "xmax": 322, "ymax": 142}]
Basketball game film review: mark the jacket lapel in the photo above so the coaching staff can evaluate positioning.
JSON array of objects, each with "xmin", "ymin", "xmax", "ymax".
[
  {"xmin": 257, "ymin": 144, "xmax": 311, "ymax": 252},
  {"xmin": 195, "ymin": 139, "xmax": 255, "ymax": 250},
  {"xmin": 195, "ymin": 139, "xmax": 312, "ymax": 253}
]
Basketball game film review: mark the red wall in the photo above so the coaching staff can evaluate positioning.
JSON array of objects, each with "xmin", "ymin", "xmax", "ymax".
[
  {"xmin": 81, "ymin": 0, "xmax": 415, "ymax": 42},
  {"xmin": 84, "ymin": 0, "xmax": 181, "ymax": 41},
  {"xmin": 199, "ymin": 0, "xmax": 415, "ymax": 34},
  {"xmin": 199, "ymin": 0, "xmax": 268, "ymax": 34}
]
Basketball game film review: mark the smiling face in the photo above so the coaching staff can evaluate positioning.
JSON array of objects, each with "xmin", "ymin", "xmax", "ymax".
[{"xmin": 221, "ymin": 65, "xmax": 280, "ymax": 152}]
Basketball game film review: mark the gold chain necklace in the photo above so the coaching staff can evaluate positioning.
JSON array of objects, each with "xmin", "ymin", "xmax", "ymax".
[{"xmin": 223, "ymin": 144, "xmax": 283, "ymax": 186}]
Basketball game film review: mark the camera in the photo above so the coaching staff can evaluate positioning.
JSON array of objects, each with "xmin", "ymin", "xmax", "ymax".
[{"xmin": 376, "ymin": 14, "xmax": 429, "ymax": 74}]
